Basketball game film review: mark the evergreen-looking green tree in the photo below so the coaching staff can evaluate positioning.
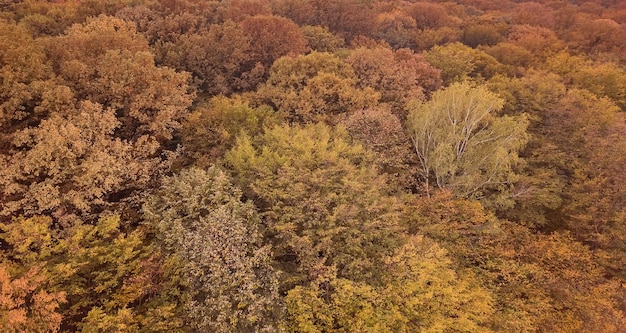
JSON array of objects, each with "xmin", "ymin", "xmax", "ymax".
[
  {"xmin": 284, "ymin": 236, "xmax": 494, "ymax": 333},
  {"xmin": 225, "ymin": 123, "xmax": 402, "ymax": 287},
  {"xmin": 250, "ymin": 52, "xmax": 379, "ymax": 123},
  {"xmin": 406, "ymin": 82, "xmax": 528, "ymax": 205},
  {"xmin": 143, "ymin": 167, "xmax": 282, "ymax": 332}
]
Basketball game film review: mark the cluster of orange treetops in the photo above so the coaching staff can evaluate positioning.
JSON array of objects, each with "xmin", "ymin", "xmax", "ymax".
[{"xmin": 1, "ymin": 0, "xmax": 626, "ymax": 332}]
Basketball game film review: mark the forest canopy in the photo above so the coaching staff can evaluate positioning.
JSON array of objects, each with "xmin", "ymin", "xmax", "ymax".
[{"xmin": 1, "ymin": 0, "xmax": 626, "ymax": 332}]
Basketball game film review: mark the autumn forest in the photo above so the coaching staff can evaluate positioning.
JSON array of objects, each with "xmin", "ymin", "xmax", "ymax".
[{"xmin": 1, "ymin": 0, "xmax": 626, "ymax": 331}]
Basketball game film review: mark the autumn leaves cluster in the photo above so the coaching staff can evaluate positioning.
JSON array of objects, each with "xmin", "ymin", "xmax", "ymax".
[{"xmin": 1, "ymin": 0, "xmax": 626, "ymax": 332}]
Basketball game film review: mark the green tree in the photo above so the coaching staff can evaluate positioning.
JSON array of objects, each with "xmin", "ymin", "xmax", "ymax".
[
  {"xmin": 143, "ymin": 167, "xmax": 282, "ymax": 332},
  {"xmin": 225, "ymin": 123, "xmax": 402, "ymax": 287},
  {"xmin": 406, "ymin": 82, "xmax": 528, "ymax": 205}
]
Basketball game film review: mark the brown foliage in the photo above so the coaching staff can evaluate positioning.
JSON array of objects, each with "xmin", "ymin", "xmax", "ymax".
[
  {"xmin": 156, "ymin": 20, "xmax": 251, "ymax": 95},
  {"xmin": 241, "ymin": 15, "xmax": 306, "ymax": 68},
  {"xmin": 340, "ymin": 107, "xmax": 418, "ymax": 191},
  {"xmin": 406, "ymin": 2, "xmax": 457, "ymax": 30},
  {"xmin": 346, "ymin": 47, "xmax": 441, "ymax": 113}
]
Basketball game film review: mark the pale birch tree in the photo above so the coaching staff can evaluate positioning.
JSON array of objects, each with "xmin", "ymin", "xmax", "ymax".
[{"xmin": 406, "ymin": 82, "xmax": 528, "ymax": 201}]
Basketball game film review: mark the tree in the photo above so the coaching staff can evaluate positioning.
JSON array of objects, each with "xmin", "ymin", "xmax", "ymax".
[
  {"xmin": 0, "ymin": 15, "xmax": 194, "ymax": 222},
  {"xmin": 304, "ymin": 0, "xmax": 376, "ymax": 41},
  {"xmin": 156, "ymin": 20, "xmax": 251, "ymax": 96},
  {"xmin": 0, "ymin": 101, "xmax": 165, "ymax": 221},
  {"xmin": 507, "ymin": 24, "xmax": 566, "ymax": 61},
  {"xmin": 373, "ymin": 10, "xmax": 417, "ymax": 49},
  {"xmin": 346, "ymin": 47, "xmax": 441, "ymax": 113},
  {"xmin": 284, "ymin": 236, "xmax": 494, "ymax": 333},
  {"xmin": 546, "ymin": 53, "xmax": 626, "ymax": 111},
  {"xmin": 181, "ymin": 95, "xmax": 282, "ymax": 168},
  {"xmin": 0, "ymin": 263, "xmax": 65, "ymax": 333},
  {"xmin": 406, "ymin": 2, "xmax": 457, "ymax": 30},
  {"xmin": 462, "ymin": 24, "xmax": 504, "ymax": 48},
  {"xmin": 480, "ymin": 42, "xmax": 533, "ymax": 73},
  {"xmin": 406, "ymin": 82, "xmax": 528, "ymax": 204},
  {"xmin": 45, "ymin": 15, "xmax": 194, "ymax": 142},
  {"xmin": 0, "ymin": 214, "xmax": 179, "ymax": 332},
  {"xmin": 143, "ymin": 167, "xmax": 282, "ymax": 332},
  {"xmin": 0, "ymin": 20, "xmax": 53, "ymax": 133},
  {"xmin": 239, "ymin": 15, "xmax": 307, "ymax": 89},
  {"xmin": 299, "ymin": 25, "xmax": 345, "ymax": 53},
  {"xmin": 511, "ymin": 2, "xmax": 555, "ymax": 28},
  {"xmin": 339, "ymin": 107, "xmax": 417, "ymax": 191},
  {"xmin": 424, "ymin": 43, "xmax": 505, "ymax": 85},
  {"xmin": 220, "ymin": 0, "xmax": 272, "ymax": 22},
  {"xmin": 539, "ymin": 89, "xmax": 626, "ymax": 278},
  {"xmin": 403, "ymin": 192, "xmax": 626, "ymax": 332},
  {"xmin": 250, "ymin": 52, "xmax": 379, "ymax": 123},
  {"xmin": 566, "ymin": 17, "xmax": 626, "ymax": 60},
  {"xmin": 225, "ymin": 123, "xmax": 402, "ymax": 287},
  {"xmin": 413, "ymin": 26, "xmax": 462, "ymax": 51},
  {"xmin": 485, "ymin": 71, "xmax": 568, "ymax": 226}
]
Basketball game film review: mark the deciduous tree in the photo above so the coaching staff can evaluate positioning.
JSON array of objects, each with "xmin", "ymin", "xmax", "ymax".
[
  {"xmin": 225, "ymin": 123, "xmax": 402, "ymax": 287},
  {"xmin": 250, "ymin": 52, "xmax": 378, "ymax": 123},
  {"xmin": 346, "ymin": 47, "xmax": 441, "ymax": 113},
  {"xmin": 340, "ymin": 107, "xmax": 417, "ymax": 191},
  {"xmin": 424, "ymin": 43, "xmax": 505, "ymax": 84},
  {"xmin": 284, "ymin": 236, "xmax": 494, "ymax": 333},
  {"xmin": 143, "ymin": 167, "xmax": 282, "ymax": 332},
  {"xmin": 406, "ymin": 82, "xmax": 528, "ymax": 204}
]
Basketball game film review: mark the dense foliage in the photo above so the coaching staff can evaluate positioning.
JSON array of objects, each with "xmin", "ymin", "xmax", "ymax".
[{"xmin": 1, "ymin": 0, "xmax": 625, "ymax": 332}]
